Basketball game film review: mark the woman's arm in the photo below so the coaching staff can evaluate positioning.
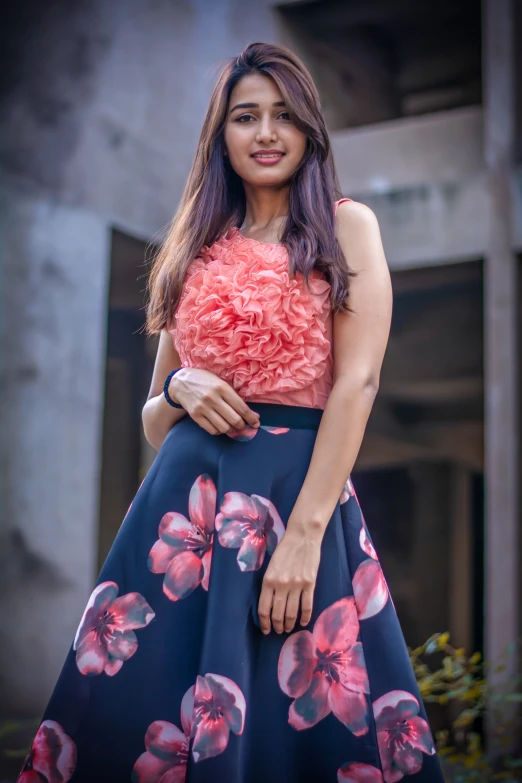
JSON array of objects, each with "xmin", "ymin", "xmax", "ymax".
[
  {"xmin": 142, "ymin": 331, "xmax": 188, "ymax": 451},
  {"xmin": 142, "ymin": 331, "xmax": 261, "ymax": 451},
  {"xmin": 258, "ymin": 200, "xmax": 393, "ymax": 635}
]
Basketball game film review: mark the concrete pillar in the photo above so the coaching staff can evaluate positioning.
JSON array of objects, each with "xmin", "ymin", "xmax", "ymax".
[
  {"xmin": 482, "ymin": 0, "xmax": 520, "ymax": 752},
  {"xmin": 0, "ymin": 183, "xmax": 110, "ymax": 715}
]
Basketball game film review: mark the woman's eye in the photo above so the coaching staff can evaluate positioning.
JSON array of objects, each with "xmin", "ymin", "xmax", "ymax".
[{"xmin": 235, "ymin": 112, "xmax": 291, "ymax": 123}]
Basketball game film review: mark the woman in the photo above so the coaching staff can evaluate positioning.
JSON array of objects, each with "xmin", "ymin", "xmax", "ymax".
[{"xmin": 18, "ymin": 43, "xmax": 445, "ymax": 783}]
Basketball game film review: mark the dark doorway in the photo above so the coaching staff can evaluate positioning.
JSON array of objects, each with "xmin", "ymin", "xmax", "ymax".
[{"xmin": 97, "ymin": 229, "xmax": 157, "ymax": 570}]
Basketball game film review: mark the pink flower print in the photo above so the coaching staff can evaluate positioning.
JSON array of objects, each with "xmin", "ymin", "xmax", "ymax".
[
  {"xmin": 340, "ymin": 477, "xmax": 356, "ymax": 504},
  {"xmin": 359, "ymin": 516, "xmax": 378, "ymax": 560},
  {"xmin": 17, "ymin": 721, "xmax": 77, "ymax": 783},
  {"xmin": 226, "ymin": 426, "xmax": 259, "ymax": 442},
  {"xmin": 191, "ymin": 674, "xmax": 246, "ymax": 763},
  {"xmin": 373, "ymin": 690, "xmax": 436, "ymax": 782},
  {"xmin": 215, "ymin": 492, "xmax": 285, "ymax": 572},
  {"xmin": 132, "ymin": 686, "xmax": 195, "ymax": 783},
  {"xmin": 338, "ymin": 763, "xmax": 384, "ymax": 782},
  {"xmin": 73, "ymin": 581, "xmax": 155, "ymax": 676},
  {"xmin": 353, "ymin": 559, "xmax": 389, "ymax": 620},
  {"xmin": 339, "ymin": 477, "xmax": 378, "ymax": 560},
  {"xmin": 278, "ymin": 597, "xmax": 370, "ymax": 733},
  {"xmin": 226, "ymin": 425, "xmax": 289, "ymax": 441},
  {"xmin": 148, "ymin": 474, "xmax": 216, "ymax": 601}
]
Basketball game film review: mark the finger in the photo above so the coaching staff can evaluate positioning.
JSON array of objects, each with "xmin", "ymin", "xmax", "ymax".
[
  {"xmin": 271, "ymin": 590, "xmax": 288, "ymax": 635},
  {"xmin": 300, "ymin": 586, "xmax": 314, "ymax": 627},
  {"xmin": 221, "ymin": 386, "xmax": 260, "ymax": 428},
  {"xmin": 284, "ymin": 589, "xmax": 301, "ymax": 634},
  {"xmin": 258, "ymin": 584, "xmax": 274, "ymax": 635},
  {"xmin": 244, "ymin": 406, "xmax": 261, "ymax": 428},
  {"xmin": 247, "ymin": 409, "xmax": 261, "ymax": 428},
  {"xmin": 195, "ymin": 414, "xmax": 219, "ymax": 436},
  {"xmin": 213, "ymin": 398, "xmax": 248, "ymax": 430},
  {"xmin": 205, "ymin": 407, "xmax": 235, "ymax": 435}
]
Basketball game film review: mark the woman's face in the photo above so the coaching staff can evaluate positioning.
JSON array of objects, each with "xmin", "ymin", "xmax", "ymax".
[{"xmin": 223, "ymin": 73, "xmax": 307, "ymax": 188}]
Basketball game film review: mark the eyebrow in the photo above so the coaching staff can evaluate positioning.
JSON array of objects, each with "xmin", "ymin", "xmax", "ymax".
[{"xmin": 229, "ymin": 100, "xmax": 286, "ymax": 113}]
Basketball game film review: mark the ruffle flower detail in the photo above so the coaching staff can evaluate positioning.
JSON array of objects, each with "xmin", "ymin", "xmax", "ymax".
[{"xmin": 172, "ymin": 228, "xmax": 331, "ymax": 398}]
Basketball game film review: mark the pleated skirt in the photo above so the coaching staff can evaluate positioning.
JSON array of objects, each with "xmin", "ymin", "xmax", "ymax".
[{"xmin": 18, "ymin": 403, "xmax": 445, "ymax": 783}]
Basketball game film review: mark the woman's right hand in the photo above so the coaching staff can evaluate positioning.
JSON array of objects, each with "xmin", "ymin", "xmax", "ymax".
[{"xmin": 169, "ymin": 367, "xmax": 261, "ymax": 436}]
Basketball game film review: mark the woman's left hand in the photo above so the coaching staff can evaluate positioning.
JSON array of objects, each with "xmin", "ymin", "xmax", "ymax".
[{"xmin": 258, "ymin": 524, "xmax": 323, "ymax": 635}]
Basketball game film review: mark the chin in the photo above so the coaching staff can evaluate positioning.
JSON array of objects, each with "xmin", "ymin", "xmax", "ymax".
[{"xmin": 242, "ymin": 167, "xmax": 296, "ymax": 188}]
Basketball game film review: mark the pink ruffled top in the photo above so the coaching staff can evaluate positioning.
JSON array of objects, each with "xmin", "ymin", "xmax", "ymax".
[{"xmin": 169, "ymin": 198, "xmax": 352, "ymax": 409}]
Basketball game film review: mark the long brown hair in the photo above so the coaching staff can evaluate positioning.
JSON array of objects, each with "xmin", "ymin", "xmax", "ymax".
[{"xmin": 145, "ymin": 42, "xmax": 352, "ymax": 336}]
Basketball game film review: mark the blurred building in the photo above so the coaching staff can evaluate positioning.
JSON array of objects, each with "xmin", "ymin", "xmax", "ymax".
[{"xmin": 0, "ymin": 0, "xmax": 520, "ymax": 741}]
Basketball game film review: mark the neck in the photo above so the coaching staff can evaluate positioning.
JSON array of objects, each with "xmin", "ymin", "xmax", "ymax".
[{"xmin": 241, "ymin": 184, "xmax": 290, "ymax": 232}]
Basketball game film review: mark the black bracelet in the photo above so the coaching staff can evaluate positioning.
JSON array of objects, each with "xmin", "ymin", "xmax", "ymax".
[{"xmin": 164, "ymin": 368, "xmax": 185, "ymax": 409}]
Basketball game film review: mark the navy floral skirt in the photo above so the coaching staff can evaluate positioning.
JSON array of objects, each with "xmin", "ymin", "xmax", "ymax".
[{"xmin": 18, "ymin": 403, "xmax": 445, "ymax": 783}]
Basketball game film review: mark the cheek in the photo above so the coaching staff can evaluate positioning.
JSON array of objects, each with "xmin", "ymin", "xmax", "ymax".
[
  {"xmin": 225, "ymin": 125, "xmax": 251, "ymax": 158},
  {"xmin": 284, "ymin": 129, "xmax": 307, "ymax": 161}
]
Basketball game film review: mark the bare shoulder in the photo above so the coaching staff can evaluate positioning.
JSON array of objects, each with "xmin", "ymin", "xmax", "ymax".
[
  {"xmin": 334, "ymin": 199, "xmax": 386, "ymax": 273},
  {"xmin": 335, "ymin": 198, "xmax": 379, "ymax": 232}
]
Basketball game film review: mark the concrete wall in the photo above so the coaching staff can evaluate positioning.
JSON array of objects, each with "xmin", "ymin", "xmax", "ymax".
[
  {"xmin": 331, "ymin": 107, "xmax": 522, "ymax": 268},
  {"xmin": 332, "ymin": 106, "xmax": 484, "ymax": 194},
  {"xmin": 0, "ymin": 184, "xmax": 110, "ymax": 713}
]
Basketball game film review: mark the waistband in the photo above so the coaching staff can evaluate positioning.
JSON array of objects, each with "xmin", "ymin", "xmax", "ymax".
[{"xmin": 247, "ymin": 402, "xmax": 323, "ymax": 430}]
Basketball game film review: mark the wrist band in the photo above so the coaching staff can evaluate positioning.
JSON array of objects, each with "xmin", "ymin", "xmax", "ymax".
[{"xmin": 164, "ymin": 368, "xmax": 185, "ymax": 409}]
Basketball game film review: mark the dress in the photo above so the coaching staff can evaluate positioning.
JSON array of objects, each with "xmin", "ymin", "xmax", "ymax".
[{"xmin": 18, "ymin": 199, "xmax": 445, "ymax": 783}]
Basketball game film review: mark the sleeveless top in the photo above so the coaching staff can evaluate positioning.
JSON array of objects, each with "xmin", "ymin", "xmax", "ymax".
[{"xmin": 169, "ymin": 198, "xmax": 353, "ymax": 410}]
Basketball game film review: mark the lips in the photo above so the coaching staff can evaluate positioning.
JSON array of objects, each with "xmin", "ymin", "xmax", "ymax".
[
  {"xmin": 251, "ymin": 150, "xmax": 285, "ymax": 166},
  {"xmin": 251, "ymin": 150, "xmax": 285, "ymax": 159}
]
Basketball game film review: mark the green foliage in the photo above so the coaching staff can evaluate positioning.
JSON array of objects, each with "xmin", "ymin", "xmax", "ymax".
[
  {"xmin": 0, "ymin": 717, "xmax": 40, "ymax": 759},
  {"xmin": 408, "ymin": 632, "xmax": 522, "ymax": 782}
]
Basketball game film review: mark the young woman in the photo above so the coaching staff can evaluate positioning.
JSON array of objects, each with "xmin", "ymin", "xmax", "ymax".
[{"xmin": 18, "ymin": 43, "xmax": 445, "ymax": 783}]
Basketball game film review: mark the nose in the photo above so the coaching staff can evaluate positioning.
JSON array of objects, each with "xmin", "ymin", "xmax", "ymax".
[{"xmin": 256, "ymin": 113, "xmax": 277, "ymax": 144}]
